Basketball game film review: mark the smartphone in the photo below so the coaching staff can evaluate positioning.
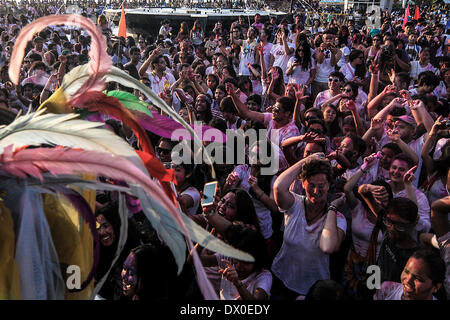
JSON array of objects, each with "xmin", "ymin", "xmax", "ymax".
[{"xmin": 202, "ymin": 181, "xmax": 218, "ymax": 207}]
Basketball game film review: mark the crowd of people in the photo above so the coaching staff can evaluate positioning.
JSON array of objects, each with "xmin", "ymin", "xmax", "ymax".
[{"xmin": 0, "ymin": 0, "xmax": 449, "ymax": 301}]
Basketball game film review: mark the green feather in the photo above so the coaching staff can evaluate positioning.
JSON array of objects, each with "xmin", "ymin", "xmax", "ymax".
[{"xmin": 106, "ymin": 90, "xmax": 153, "ymax": 118}]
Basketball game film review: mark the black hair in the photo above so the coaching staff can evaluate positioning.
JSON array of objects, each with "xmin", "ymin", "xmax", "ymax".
[
  {"xmin": 129, "ymin": 244, "xmax": 178, "ymax": 301},
  {"xmin": 300, "ymin": 159, "xmax": 333, "ymax": 183},
  {"xmin": 208, "ymin": 117, "xmax": 227, "ymax": 134},
  {"xmin": 345, "ymin": 132, "xmax": 367, "ymax": 158},
  {"xmin": 409, "ymin": 249, "xmax": 446, "ymax": 285},
  {"xmin": 392, "ymin": 153, "xmax": 415, "ymax": 169},
  {"xmin": 225, "ymin": 189, "xmax": 260, "ymax": 232},
  {"xmin": 225, "ymin": 223, "xmax": 267, "ymax": 271},
  {"xmin": 246, "ymin": 94, "xmax": 262, "ymax": 107},
  {"xmin": 386, "ymin": 197, "xmax": 418, "ymax": 225},
  {"xmin": 276, "ymin": 96, "xmax": 295, "ymax": 115},
  {"xmin": 307, "ymin": 118, "xmax": 326, "ymax": 132},
  {"xmin": 220, "ymin": 96, "xmax": 237, "ymax": 115},
  {"xmin": 329, "ymin": 71, "xmax": 345, "ymax": 82},
  {"xmin": 294, "ymin": 40, "xmax": 312, "ymax": 70},
  {"xmin": 343, "ymin": 81, "xmax": 359, "ymax": 100},
  {"xmin": 305, "ymin": 280, "xmax": 350, "ymax": 301},
  {"xmin": 382, "ymin": 142, "xmax": 402, "ymax": 155}
]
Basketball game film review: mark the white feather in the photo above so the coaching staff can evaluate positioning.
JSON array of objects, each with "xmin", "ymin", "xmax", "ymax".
[
  {"xmin": 61, "ymin": 64, "xmax": 91, "ymax": 98},
  {"xmin": 0, "ymin": 111, "xmax": 147, "ymax": 174}
]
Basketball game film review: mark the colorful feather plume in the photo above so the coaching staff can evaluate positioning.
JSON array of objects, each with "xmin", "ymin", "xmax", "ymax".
[{"xmin": 9, "ymin": 15, "xmax": 111, "ymax": 86}]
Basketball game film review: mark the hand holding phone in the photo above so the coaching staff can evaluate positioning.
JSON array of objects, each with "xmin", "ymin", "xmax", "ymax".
[{"xmin": 202, "ymin": 181, "xmax": 218, "ymax": 207}]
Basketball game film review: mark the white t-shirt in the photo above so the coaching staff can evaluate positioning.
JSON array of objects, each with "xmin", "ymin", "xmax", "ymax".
[
  {"xmin": 340, "ymin": 62, "xmax": 357, "ymax": 82},
  {"xmin": 351, "ymin": 202, "xmax": 383, "ymax": 258},
  {"xmin": 217, "ymin": 253, "xmax": 272, "ymax": 300},
  {"xmin": 271, "ymin": 193, "xmax": 347, "ymax": 294},
  {"xmin": 260, "ymin": 42, "xmax": 273, "ymax": 70},
  {"xmin": 147, "ymin": 72, "xmax": 176, "ymax": 95},
  {"xmin": 313, "ymin": 89, "xmax": 334, "ymax": 109},
  {"xmin": 231, "ymin": 164, "xmax": 275, "ymax": 239},
  {"xmin": 270, "ymin": 43, "xmax": 295, "ymax": 77},
  {"xmin": 181, "ymin": 186, "xmax": 201, "ymax": 216},
  {"xmin": 239, "ymin": 40, "xmax": 257, "ymax": 76},
  {"xmin": 410, "ymin": 61, "xmax": 438, "ymax": 81},
  {"xmin": 314, "ymin": 49, "xmax": 336, "ymax": 83},
  {"xmin": 337, "ymin": 46, "xmax": 351, "ymax": 68},
  {"xmin": 286, "ymin": 56, "xmax": 316, "ymax": 85}
]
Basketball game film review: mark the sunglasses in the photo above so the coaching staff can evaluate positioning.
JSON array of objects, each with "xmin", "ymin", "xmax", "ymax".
[
  {"xmin": 272, "ymin": 106, "xmax": 285, "ymax": 113},
  {"xmin": 343, "ymin": 88, "xmax": 353, "ymax": 93},
  {"xmin": 329, "ymin": 78, "xmax": 340, "ymax": 82},
  {"xmin": 383, "ymin": 216, "xmax": 413, "ymax": 233},
  {"xmin": 307, "ymin": 128, "xmax": 323, "ymax": 135},
  {"xmin": 156, "ymin": 147, "xmax": 171, "ymax": 155}
]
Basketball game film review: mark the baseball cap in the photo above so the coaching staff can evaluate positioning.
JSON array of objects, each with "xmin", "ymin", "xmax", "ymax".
[{"xmin": 395, "ymin": 115, "xmax": 416, "ymax": 127}]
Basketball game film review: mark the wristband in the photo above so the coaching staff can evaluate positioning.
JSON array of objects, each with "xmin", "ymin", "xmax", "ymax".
[{"xmin": 328, "ymin": 205, "xmax": 338, "ymax": 212}]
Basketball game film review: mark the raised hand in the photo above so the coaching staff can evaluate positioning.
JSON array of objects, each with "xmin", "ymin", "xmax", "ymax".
[
  {"xmin": 430, "ymin": 116, "xmax": 445, "ymax": 136},
  {"xmin": 371, "ymin": 118, "xmax": 384, "ymax": 130},
  {"xmin": 369, "ymin": 61, "xmax": 379, "ymax": 74},
  {"xmin": 219, "ymin": 260, "xmax": 240, "ymax": 287},
  {"xmin": 225, "ymin": 82, "xmax": 237, "ymax": 96},
  {"xmin": 403, "ymin": 165, "xmax": 418, "ymax": 185},
  {"xmin": 387, "ymin": 68, "xmax": 396, "ymax": 84},
  {"xmin": 386, "ymin": 128, "xmax": 401, "ymax": 142},
  {"xmin": 344, "ymin": 99, "xmax": 357, "ymax": 112},
  {"xmin": 383, "ymin": 84, "xmax": 397, "ymax": 96},
  {"xmin": 399, "ymin": 90, "xmax": 413, "ymax": 103},
  {"xmin": 248, "ymin": 175, "xmax": 259, "ymax": 190},
  {"xmin": 225, "ymin": 172, "xmax": 240, "ymax": 187},
  {"xmin": 372, "ymin": 185, "xmax": 389, "ymax": 205},
  {"xmin": 361, "ymin": 152, "xmax": 379, "ymax": 171}
]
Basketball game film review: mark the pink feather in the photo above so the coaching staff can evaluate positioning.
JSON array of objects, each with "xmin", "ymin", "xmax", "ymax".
[
  {"xmin": 9, "ymin": 14, "xmax": 111, "ymax": 85},
  {"xmin": 0, "ymin": 144, "xmax": 220, "ymax": 298},
  {"xmin": 0, "ymin": 145, "xmax": 185, "ymax": 229}
]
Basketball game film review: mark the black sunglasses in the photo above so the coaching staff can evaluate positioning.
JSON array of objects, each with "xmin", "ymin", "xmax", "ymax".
[
  {"xmin": 156, "ymin": 147, "xmax": 171, "ymax": 155},
  {"xmin": 329, "ymin": 78, "xmax": 340, "ymax": 82},
  {"xmin": 307, "ymin": 128, "xmax": 324, "ymax": 135}
]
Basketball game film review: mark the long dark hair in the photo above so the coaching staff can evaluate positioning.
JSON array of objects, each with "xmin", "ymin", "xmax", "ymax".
[
  {"xmin": 130, "ymin": 244, "xmax": 178, "ymax": 301},
  {"xmin": 294, "ymin": 41, "xmax": 312, "ymax": 71},
  {"xmin": 227, "ymin": 188, "xmax": 260, "ymax": 233}
]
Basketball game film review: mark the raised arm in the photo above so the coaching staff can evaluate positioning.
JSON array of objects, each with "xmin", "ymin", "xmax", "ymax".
[
  {"xmin": 362, "ymin": 118, "xmax": 384, "ymax": 144},
  {"xmin": 138, "ymin": 46, "xmax": 161, "ymax": 77},
  {"xmin": 420, "ymin": 117, "xmax": 443, "ymax": 174},
  {"xmin": 273, "ymin": 156, "xmax": 304, "ymax": 210},
  {"xmin": 345, "ymin": 100, "xmax": 366, "ymax": 137},
  {"xmin": 320, "ymin": 193, "xmax": 346, "ymax": 254},
  {"xmin": 226, "ymin": 82, "xmax": 265, "ymax": 123},
  {"xmin": 373, "ymin": 96, "xmax": 404, "ymax": 122},
  {"xmin": 344, "ymin": 153, "xmax": 378, "ymax": 209},
  {"xmin": 409, "ymin": 99, "xmax": 435, "ymax": 135},
  {"xmin": 385, "ymin": 127, "xmax": 419, "ymax": 164},
  {"xmin": 368, "ymin": 85, "xmax": 397, "ymax": 119},
  {"xmin": 403, "ymin": 165, "xmax": 419, "ymax": 206},
  {"xmin": 367, "ymin": 62, "xmax": 380, "ymax": 104}
]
